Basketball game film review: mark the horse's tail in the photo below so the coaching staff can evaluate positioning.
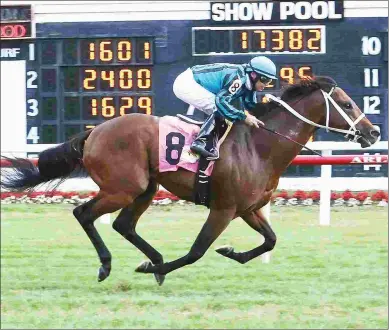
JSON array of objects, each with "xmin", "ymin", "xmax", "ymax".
[{"xmin": 1, "ymin": 129, "xmax": 93, "ymax": 191}]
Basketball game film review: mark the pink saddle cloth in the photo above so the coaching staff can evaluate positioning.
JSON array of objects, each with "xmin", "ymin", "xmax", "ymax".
[{"xmin": 159, "ymin": 116, "xmax": 215, "ymax": 176}]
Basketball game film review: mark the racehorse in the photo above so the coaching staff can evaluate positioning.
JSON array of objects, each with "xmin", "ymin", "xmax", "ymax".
[{"xmin": 1, "ymin": 76, "xmax": 380, "ymax": 286}]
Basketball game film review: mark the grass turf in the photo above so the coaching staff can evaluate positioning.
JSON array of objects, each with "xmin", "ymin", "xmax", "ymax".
[{"xmin": 1, "ymin": 204, "xmax": 387, "ymax": 329}]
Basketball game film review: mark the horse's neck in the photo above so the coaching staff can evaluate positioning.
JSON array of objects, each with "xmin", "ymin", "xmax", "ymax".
[
  {"xmin": 249, "ymin": 93, "xmax": 323, "ymax": 170},
  {"xmin": 266, "ymin": 99, "xmax": 320, "ymax": 142}
]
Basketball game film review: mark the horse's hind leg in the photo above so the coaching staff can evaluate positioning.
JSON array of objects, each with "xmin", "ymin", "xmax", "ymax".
[
  {"xmin": 111, "ymin": 180, "xmax": 166, "ymax": 285},
  {"xmin": 73, "ymin": 192, "xmax": 132, "ymax": 282},
  {"xmin": 215, "ymin": 208, "xmax": 277, "ymax": 264},
  {"xmin": 135, "ymin": 208, "xmax": 234, "ymax": 278}
]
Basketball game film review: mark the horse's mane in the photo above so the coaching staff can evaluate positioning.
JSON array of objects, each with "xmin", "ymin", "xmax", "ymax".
[{"xmin": 252, "ymin": 76, "xmax": 337, "ymax": 118}]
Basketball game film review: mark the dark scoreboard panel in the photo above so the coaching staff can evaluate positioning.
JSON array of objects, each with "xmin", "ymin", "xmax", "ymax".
[
  {"xmin": 17, "ymin": 24, "xmax": 386, "ymax": 145},
  {"xmin": 25, "ymin": 38, "xmax": 154, "ymax": 143},
  {"xmin": 24, "ymin": 35, "xmax": 316, "ymax": 143},
  {"xmin": 193, "ymin": 25, "xmax": 325, "ymax": 55},
  {"xmin": 10, "ymin": 19, "xmax": 386, "ymax": 145},
  {"xmin": 191, "ymin": 23, "xmax": 388, "ymax": 146}
]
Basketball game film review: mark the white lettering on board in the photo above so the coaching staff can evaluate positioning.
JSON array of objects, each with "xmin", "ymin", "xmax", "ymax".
[
  {"xmin": 211, "ymin": 2, "xmax": 274, "ymax": 21},
  {"xmin": 211, "ymin": 1, "xmax": 343, "ymax": 21},
  {"xmin": 280, "ymin": 1, "xmax": 342, "ymax": 20},
  {"xmin": 0, "ymin": 48, "xmax": 20, "ymax": 58}
]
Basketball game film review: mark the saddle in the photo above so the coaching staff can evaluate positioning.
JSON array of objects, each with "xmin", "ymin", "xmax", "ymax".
[
  {"xmin": 176, "ymin": 111, "xmax": 208, "ymax": 125},
  {"xmin": 176, "ymin": 111, "xmax": 230, "ymax": 207}
]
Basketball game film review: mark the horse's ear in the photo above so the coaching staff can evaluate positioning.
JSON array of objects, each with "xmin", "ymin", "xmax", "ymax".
[
  {"xmin": 321, "ymin": 82, "xmax": 337, "ymax": 94},
  {"xmin": 316, "ymin": 76, "xmax": 337, "ymax": 93}
]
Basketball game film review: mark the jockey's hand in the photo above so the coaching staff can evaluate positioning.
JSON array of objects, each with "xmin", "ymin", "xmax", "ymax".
[{"xmin": 244, "ymin": 113, "xmax": 265, "ymax": 128}]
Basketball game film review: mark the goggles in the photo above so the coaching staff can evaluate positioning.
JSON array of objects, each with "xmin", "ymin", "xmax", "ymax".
[
  {"xmin": 251, "ymin": 72, "xmax": 272, "ymax": 86},
  {"xmin": 258, "ymin": 74, "xmax": 273, "ymax": 86}
]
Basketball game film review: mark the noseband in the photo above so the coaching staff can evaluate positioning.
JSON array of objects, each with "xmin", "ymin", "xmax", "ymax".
[{"xmin": 265, "ymin": 87, "xmax": 365, "ymax": 143}]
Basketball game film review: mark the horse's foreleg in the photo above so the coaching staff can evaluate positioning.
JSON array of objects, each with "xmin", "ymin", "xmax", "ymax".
[
  {"xmin": 135, "ymin": 208, "xmax": 233, "ymax": 277},
  {"xmin": 215, "ymin": 208, "xmax": 277, "ymax": 264},
  {"xmin": 112, "ymin": 181, "xmax": 166, "ymax": 285}
]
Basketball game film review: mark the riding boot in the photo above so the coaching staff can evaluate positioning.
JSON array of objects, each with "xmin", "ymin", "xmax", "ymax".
[{"xmin": 190, "ymin": 113, "xmax": 219, "ymax": 159}]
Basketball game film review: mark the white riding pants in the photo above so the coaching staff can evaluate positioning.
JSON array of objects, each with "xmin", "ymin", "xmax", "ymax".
[{"xmin": 173, "ymin": 68, "xmax": 216, "ymax": 116}]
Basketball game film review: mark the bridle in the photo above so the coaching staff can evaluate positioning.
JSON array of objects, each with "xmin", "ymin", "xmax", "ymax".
[{"xmin": 265, "ymin": 86, "xmax": 366, "ymax": 143}]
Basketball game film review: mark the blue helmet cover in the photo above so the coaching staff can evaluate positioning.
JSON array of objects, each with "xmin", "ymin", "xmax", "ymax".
[{"xmin": 248, "ymin": 56, "xmax": 278, "ymax": 80}]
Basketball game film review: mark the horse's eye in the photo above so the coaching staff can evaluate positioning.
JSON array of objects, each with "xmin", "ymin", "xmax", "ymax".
[{"xmin": 344, "ymin": 102, "xmax": 352, "ymax": 110}]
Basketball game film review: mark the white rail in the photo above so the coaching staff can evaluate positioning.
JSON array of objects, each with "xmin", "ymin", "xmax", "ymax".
[{"xmin": 261, "ymin": 140, "xmax": 388, "ymax": 263}]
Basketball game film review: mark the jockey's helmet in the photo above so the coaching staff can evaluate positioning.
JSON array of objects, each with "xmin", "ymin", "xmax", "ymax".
[{"xmin": 246, "ymin": 56, "xmax": 278, "ymax": 84}]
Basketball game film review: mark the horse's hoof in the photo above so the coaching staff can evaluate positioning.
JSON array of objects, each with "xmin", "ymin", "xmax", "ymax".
[
  {"xmin": 215, "ymin": 245, "xmax": 234, "ymax": 257},
  {"xmin": 154, "ymin": 273, "xmax": 166, "ymax": 286},
  {"xmin": 98, "ymin": 265, "xmax": 111, "ymax": 282},
  {"xmin": 135, "ymin": 260, "xmax": 153, "ymax": 273}
]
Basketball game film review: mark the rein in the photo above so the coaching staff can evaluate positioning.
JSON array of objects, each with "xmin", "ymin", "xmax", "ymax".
[
  {"xmin": 257, "ymin": 125, "xmax": 322, "ymax": 157},
  {"xmin": 265, "ymin": 88, "xmax": 365, "ymax": 143}
]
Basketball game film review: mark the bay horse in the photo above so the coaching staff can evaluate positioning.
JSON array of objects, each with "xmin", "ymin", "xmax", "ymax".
[{"xmin": 1, "ymin": 76, "xmax": 380, "ymax": 286}]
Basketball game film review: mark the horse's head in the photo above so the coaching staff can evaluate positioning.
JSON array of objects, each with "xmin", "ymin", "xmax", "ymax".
[
  {"xmin": 311, "ymin": 77, "xmax": 380, "ymax": 148},
  {"xmin": 267, "ymin": 76, "xmax": 380, "ymax": 148}
]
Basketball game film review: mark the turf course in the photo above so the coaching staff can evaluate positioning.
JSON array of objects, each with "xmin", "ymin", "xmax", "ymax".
[{"xmin": 1, "ymin": 204, "xmax": 387, "ymax": 329}]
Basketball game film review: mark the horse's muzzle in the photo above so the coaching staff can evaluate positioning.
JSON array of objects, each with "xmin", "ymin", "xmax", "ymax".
[{"xmin": 357, "ymin": 129, "xmax": 380, "ymax": 148}]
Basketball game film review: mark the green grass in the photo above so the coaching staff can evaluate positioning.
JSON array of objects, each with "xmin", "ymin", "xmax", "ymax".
[{"xmin": 1, "ymin": 204, "xmax": 387, "ymax": 329}]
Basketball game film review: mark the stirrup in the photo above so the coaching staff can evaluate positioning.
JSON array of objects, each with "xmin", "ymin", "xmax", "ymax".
[
  {"xmin": 190, "ymin": 145, "xmax": 216, "ymax": 159},
  {"xmin": 206, "ymin": 148, "xmax": 219, "ymax": 161}
]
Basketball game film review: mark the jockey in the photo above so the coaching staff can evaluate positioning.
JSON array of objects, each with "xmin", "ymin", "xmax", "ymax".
[{"xmin": 173, "ymin": 56, "xmax": 278, "ymax": 159}]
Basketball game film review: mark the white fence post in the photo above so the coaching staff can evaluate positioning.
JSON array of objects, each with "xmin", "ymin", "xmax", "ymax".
[
  {"xmin": 99, "ymin": 213, "xmax": 111, "ymax": 224},
  {"xmin": 261, "ymin": 202, "xmax": 271, "ymax": 263},
  {"xmin": 319, "ymin": 149, "xmax": 332, "ymax": 226}
]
